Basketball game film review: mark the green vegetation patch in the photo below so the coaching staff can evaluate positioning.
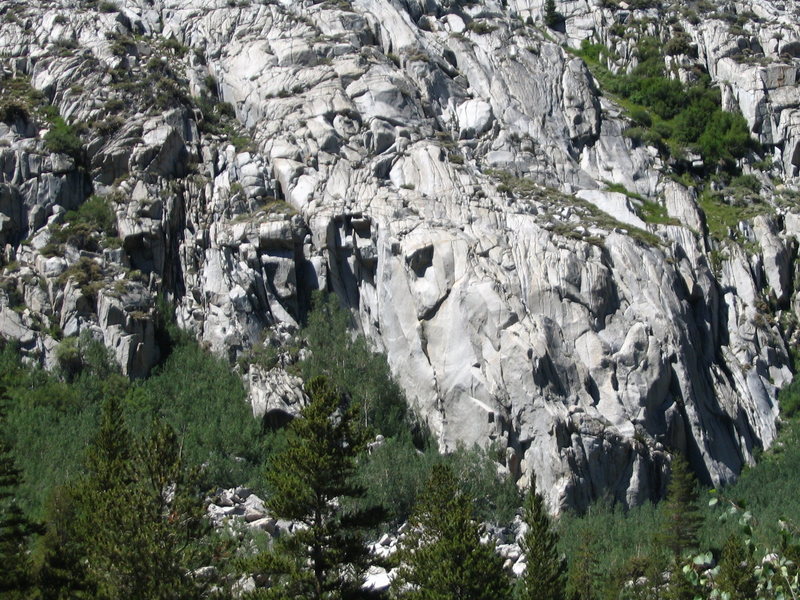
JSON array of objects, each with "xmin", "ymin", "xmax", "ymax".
[
  {"xmin": 50, "ymin": 195, "xmax": 119, "ymax": 253},
  {"xmin": 0, "ymin": 332, "xmax": 268, "ymax": 517},
  {"xmin": 0, "ymin": 76, "xmax": 84, "ymax": 159},
  {"xmin": 572, "ymin": 38, "xmax": 756, "ymax": 171},
  {"xmin": 603, "ymin": 182, "xmax": 679, "ymax": 226},
  {"xmin": 698, "ymin": 186, "xmax": 769, "ymax": 240},
  {"xmin": 195, "ymin": 94, "xmax": 255, "ymax": 152},
  {"xmin": 0, "ymin": 77, "xmax": 47, "ymax": 123},
  {"xmin": 559, "ymin": 376, "xmax": 800, "ymax": 599}
]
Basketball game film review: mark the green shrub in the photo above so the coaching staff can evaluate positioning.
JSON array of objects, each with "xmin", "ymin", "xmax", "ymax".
[
  {"xmin": 124, "ymin": 340, "xmax": 267, "ymax": 489},
  {"xmin": 779, "ymin": 374, "xmax": 800, "ymax": 419},
  {"xmin": 217, "ymin": 102, "xmax": 235, "ymax": 118},
  {"xmin": 0, "ymin": 340, "xmax": 122, "ymax": 517},
  {"xmin": 162, "ymin": 37, "xmax": 189, "ymax": 58},
  {"xmin": 652, "ymin": 120, "xmax": 673, "ymax": 140},
  {"xmin": 72, "ymin": 195, "xmax": 116, "ymax": 236},
  {"xmin": 352, "ymin": 435, "xmax": 438, "ymax": 528},
  {"xmin": 44, "ymin": 116, "xmax": 83, "ymax": 158},
  {"xmin": 628, "ymin": 106, "xmax": 653, "ymax": 127},
  {"xmin": 0, "ymin": 327, "xmax": 283, "ymax": 519},
  {"xmin": 640, "ymin": 200, "xmax": 678, "ymax": 225},
  {"xmin": 51, "ymin": 195, "xmax": 118, "ymax": 252},
  {"xmin": 697, "ymin": 110, "xmax": 753, "ymax": 165},
  {"xmin": 731, "ymin": 174, "xmax": 761, "ymax": 193},
  {"xmin": 466, "ymin": 20, "xmax": 497, "ymax": 35},
  {"xmin": 627, "ymin": 77, "xmax": 686, "ymax": 120},
  {"xmin": 57, "ymin": 257, "xmax": 105, "ymax": 298},
  {"xmin": 623, "ymin": 126, "xmax": 646, "ymax": 144},
  {"xmin": 0, "ymin": 77, "xmax": 46, "ymax": 124},
  {"xmin": 448, "ymin": 445, "xmax": 521, "ymax": 524},
  {"xmin": 664, "ymin": 33, "xmax": 692, "ymax": 56},
  {"xmin": 448, "ymin": 152, "xmax": 464, "ymax": 165},
  {"xmin": 559, "ymin": 500, "xmax": 667, "ymax": 597},
  {"xmin": 55, "ymin": 337, "xmax": 81, "ymax": 377},
  {"xmin": 574, "ymin": 35, "xmax": 755, "ymax": 175},
  {"xmin": 576, "ymin": 41, "xmax": 610, "ymax": 64},
  {"xmin": 104, "ymin": 98, "xmax": 126, "ymax": 116}
]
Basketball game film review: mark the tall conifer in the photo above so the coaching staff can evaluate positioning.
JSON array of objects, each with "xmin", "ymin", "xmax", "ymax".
[
  {"xmin": 37, "ymin": 399, "xmax": 211, "ymax": 599},
  {"xmin": 544, "ymin": 0, "xmax": 560, "ymax": 28},
  {"xmin": 391, "ymin": 463, "xmax": 512, "ymax": 600},
  {"xmin": 247, "ymin": 376, "xmax": 381, "ymax": 600},
  {"xmin": 0, "ymin": 386, "xmax": 38, "ymax": 598},
  {"xmin": 518, "ymin": 474, "xmax": 566, "ymax": 600},
  {"xmin": 716, "ymin": 534, "xmax": 756, "ymax": 600},
  {"xmin": 657, "ymin": 453, "xmax": 701, "ymax": 559}
]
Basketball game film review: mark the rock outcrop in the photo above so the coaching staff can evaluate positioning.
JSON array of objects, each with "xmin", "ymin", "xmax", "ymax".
[{"xmin": 0, "ymin": 0, "xmax": 798, "ymax": 512}]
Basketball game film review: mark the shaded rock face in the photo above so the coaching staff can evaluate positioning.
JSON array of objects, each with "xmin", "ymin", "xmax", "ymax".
[{"xmin": 0, "ymin": 0, "xmax": 798, "ymax": 511}]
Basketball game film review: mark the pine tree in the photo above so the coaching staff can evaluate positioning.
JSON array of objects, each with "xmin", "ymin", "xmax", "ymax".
[
  {"xmin": 565, "ymin": 530, "xmax": 599, "ymax": 600},
  {"xmin": 544, "ymin": 0, "xmax": 561, "ymax": 28},
  {"xmin": 0, "ymin": 386, "xmax": 38, "ymax": 599},
  {"xmin": 518, "ymin": 474, "xmax": 566, "ymax": 600},
  {"xmin": 657, "ymin": 454, "xmax": 702, "ymax": 560},
  {"xmin": 37, "ymin": 398, "xmax": 212, "ymax": 599},
  {"xmin": 35, "ymin": 484, "xmax": 96, "ymax": 600},
  {"xmin": 716, "ymin": 535, "xmax": 756, "ymax": 600},
  {"xmin": 35, "ymin": 396, "xmax": 131, "ymax": 599},
  {"xmin": 390, "ymin": 463, "xmax": 512, "ymax": 600},
  {"xmin": 247, "ymin": 376, "xmax": 381, "ymax": 600},
  {"xmin": 95, "ymin": 419, "xmax": 210, "ymax": 599}
]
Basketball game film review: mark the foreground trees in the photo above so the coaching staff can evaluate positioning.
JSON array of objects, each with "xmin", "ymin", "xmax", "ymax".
[
  {"xmin": 0, "ymin": 387, "xmax": 38, "ymax": 599},
  {"xmin": 246, "ymin": 376, "xmax": 382, "ymax": 600},
  {"xmin": 391, "ymin": 463, "xmax": 512, "ymax": 600},
  {"xmin": 518, "ymin": 476, "xmax": 566, "ymax": 600},
  {"xmin": 658, "ymin": 453, "xmax": 701, "ymax": 559},
  {"xmin": 1, "ymin": 327, "xmax": 797, "ymax": 600},
  {"xmin": 37, "ymin": 397, "xmax": 212, "ymax": 600}
]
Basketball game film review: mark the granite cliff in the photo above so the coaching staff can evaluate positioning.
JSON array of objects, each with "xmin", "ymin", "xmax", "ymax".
[{"xmin": 1, "ymin": 0, "xmax": 799, "ymax": 511}]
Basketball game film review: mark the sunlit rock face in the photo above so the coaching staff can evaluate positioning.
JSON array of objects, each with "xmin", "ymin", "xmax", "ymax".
[{"xmin": 0, "ymin": 0, "xmax": 798, "ymax": 511}]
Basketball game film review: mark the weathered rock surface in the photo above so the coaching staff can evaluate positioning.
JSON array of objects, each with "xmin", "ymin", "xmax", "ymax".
[{"xmin": 0, "ymin": 0, "xmax": 798, "ymax": 512}]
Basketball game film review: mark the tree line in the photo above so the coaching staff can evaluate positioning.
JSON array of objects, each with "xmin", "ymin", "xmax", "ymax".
[
  {"xmin": 1, "ymin": 292, "xmax": 799, "ymax": 598},
  {"xmin": 0, "ymin": 372, "xmax": 565, "ymax": 599},
  {"xmin": 5, "ymin": 368, "xmax": 798, "ymax": 599}
]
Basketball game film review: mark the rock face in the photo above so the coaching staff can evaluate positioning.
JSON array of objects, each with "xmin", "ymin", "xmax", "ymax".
[{"xmin": 0, "ymin": 0, "xmax": 799, "ymax": 512}]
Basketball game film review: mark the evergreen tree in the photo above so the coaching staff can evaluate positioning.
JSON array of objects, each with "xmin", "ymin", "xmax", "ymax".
[
  {"xmin": 0, "ymin": 386, "xmax": 38, "ymax": 598},
  {"xmin": 544, "ymin": 0, "xmax": 561, "ymax": 28},
  {"xmin": 96, "ymin": 419, "xmax": 210, "ymax": 599},
  {"xmin": 657, "ymin": 454, "xmax": 702, "ymax": 559},
  {"xmin": 37, "ymin": 398, "xmax": 212, "ymax": 599},
  {"xmin": 246, "ymin": 376, "xmax": 381, "ymax": 600},
  {"xmin": 565, "ymin": 530, "xmax": 599, "ymax": 600},
  {"xmin": 35, "ymin": 396, "xmax": 130, "ymax": 599},
  {"xmin": 391, "ymin": 463, "xmax": 512, "ymax": 600},
  {"xmin": 35, "ymin": 485, "xmax": 96, "ymax": 600},
  {"xmin": 518, "ymin": 475, "xmax": 566, "ymax": 600},
  {"xmin": 663, "ymin": 567, "xmax": 700, "ymax": 600},
  {"xmin": 607, "ymin": 555, "xmax": 663, "ymax": 600},
  {"xmin": 716, "ymin": 535, "xmax": 756, "ymax": 600}
]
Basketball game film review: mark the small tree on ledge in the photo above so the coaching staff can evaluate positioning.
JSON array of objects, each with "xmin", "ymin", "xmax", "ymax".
[{"xmin": 544, "ymin": 0, "xmax": 562, "ymax": 29}]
